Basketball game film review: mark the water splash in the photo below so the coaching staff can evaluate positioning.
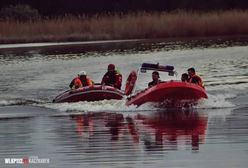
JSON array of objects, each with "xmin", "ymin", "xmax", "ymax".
[
  {"xmin": 197, "ymin": 93, "xmax": 235, "ymax": 109},
  {"xmin": 42, "ymin": 99, "xmax": 142, "ymax": 113}
]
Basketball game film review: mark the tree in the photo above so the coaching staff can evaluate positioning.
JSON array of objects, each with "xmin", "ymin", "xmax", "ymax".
[{"xmin": 0, "ymin": 4, "xmax": 40, "ymax": 21}]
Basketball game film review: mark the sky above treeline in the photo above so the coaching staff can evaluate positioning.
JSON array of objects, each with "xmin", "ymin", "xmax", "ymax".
[{"xmin": 0, "ymin": 0, "xmax": 248, "ymax": 16}]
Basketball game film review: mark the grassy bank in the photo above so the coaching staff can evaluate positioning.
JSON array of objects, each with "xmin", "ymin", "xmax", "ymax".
[{"xmin": 1, "ymin": 10, "xmax": 248, "ymax": 44}]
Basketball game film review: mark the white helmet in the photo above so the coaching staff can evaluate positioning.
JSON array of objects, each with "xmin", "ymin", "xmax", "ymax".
[{"xmin": 78, "ymin": 71, "xmax": 87, "ymax": 76}]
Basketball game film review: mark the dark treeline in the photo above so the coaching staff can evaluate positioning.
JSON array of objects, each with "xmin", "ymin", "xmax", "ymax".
[{"xmin": 1, "ymin": 0, "xmax": 248, "ymax": 16}]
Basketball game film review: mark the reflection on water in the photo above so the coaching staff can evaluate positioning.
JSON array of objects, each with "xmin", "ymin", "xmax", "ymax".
[
  {"xmin": 136, "ymin": 110, "xmax": 207, "ymax": 151},
  {"xmin": 1, "ymin": 106, "xmax": 248, "ymax": 167},
  {"xmin": 42, "ymin": 109, "xmax": 208, "ymax": 167},
  {"xmin": 65, "ymin": 109, "xmax": 208, "ymax": 153}
]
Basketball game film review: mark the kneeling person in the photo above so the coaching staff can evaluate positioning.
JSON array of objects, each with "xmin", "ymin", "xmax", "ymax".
[
  {"xmin": 101, "ymin": 64, "xmax": 122, "ymax": 89},
  {"xmin": 187, "ymin": 67, "xmax": 204, "ymax": 88},
  {"xmin": 69, "ymin": 71, "xmax": 93, "ymax": 89}
]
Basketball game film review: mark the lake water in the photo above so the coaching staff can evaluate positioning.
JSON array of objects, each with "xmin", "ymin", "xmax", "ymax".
[{"xmin": 0, "ymin": 39, "xmax": 248, "ymax": 168}]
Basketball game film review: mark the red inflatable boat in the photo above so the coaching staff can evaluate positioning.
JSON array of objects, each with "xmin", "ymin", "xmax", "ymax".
[
  {"xmin": 126, "ymin": 81, "xmax": 208, "ymax": 106},
  {"xmin": 125, "ymin": 63, "xmax": 208, "ymax": 106},
  {"xmin": 53, "ymin": 84, "xmax": 124, "ymax": 103}
]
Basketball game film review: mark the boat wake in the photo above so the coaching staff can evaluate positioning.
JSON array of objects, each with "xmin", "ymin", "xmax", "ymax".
[
  {"xmin": 0, "ymin": 92, "xmax": 236, "ymax": 115},
  {"xmin": 0, "ymin": 98, "xmax": 45, "ymax": 107}
]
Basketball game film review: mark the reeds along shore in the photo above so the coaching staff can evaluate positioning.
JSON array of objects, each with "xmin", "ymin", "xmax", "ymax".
[{"xmin": 0, "ymin": 10, "xmax": 248, "ymax": 44}]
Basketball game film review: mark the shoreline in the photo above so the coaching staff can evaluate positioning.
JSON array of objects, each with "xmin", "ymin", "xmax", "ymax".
[
  {"xmin": 0, "ymin": 35, "xmax": 248, "ymax": 55},
  {"xmin": 0, "ymin": 39, "xmax": 141, "ymax": 49}
]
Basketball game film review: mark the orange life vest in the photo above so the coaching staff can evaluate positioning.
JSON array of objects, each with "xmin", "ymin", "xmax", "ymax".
[
  {"xmin": 82, "ymin": 77, "xmax": 93, "ymax": 87},
  {"xmin": 74, "ymin": 76, "xmax": 93, "ymax": 89},
  {"xmin": 189, "ymin": 74, "xmax": 204, "ymax": 89},
  {"xmin": 74, "ymin": 77, "xmax": 83, "ymax": 89},
  {"xmin": 101, "ymin": 71, "xmax": 122, "ymax": 89}
]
